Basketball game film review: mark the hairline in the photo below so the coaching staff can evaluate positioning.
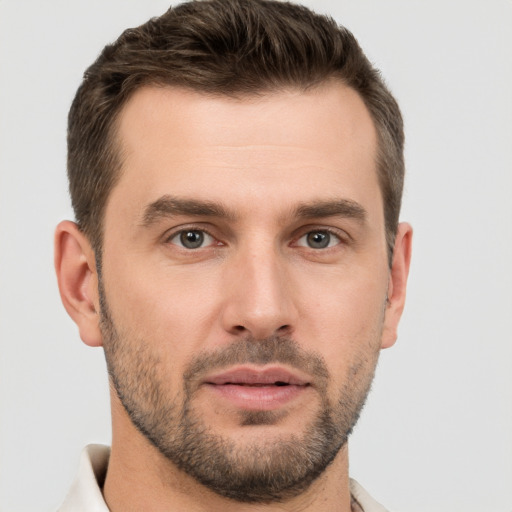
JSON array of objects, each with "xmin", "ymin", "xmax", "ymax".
[{"xmin": 90, "ymin": 78, "xmax": 396, "ymax": 265}]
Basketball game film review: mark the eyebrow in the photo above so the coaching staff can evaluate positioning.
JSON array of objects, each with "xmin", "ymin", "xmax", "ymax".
[
  {"xmin": 294, "ymin": 199, "xmax": 367, "ymax": 223},
  {"xmin": 141, "ymin": 195, "xmax": 367, "ymax": 227},
  {"xmin": 141, "ymin": 195, "xmax": 235, "ymax": 226}
]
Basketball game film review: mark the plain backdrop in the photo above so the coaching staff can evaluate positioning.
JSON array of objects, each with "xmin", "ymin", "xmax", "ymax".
[{"xmin": 0, "ymin": 1, "xmax": 511, "ymax": 511}]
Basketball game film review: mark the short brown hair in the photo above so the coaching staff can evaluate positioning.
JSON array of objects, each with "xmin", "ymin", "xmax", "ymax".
[{"xmin": 68, "ymin": 0, "xmax": 404, "ymax": 261}]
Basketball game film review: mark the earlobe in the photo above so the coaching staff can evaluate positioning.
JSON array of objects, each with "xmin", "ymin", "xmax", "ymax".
[
  {"xmin": 54, "ymin": 220, "xmax": 103, "ymax": 347},
  {"xmin": 381, "ymin": 222, "xmax": 413, "ymax": 349}
]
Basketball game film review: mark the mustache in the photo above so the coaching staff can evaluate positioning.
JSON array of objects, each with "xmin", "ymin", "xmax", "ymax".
[{"xmin": 183, "ymin": 335, "xmax": 329, "ymax": 391}]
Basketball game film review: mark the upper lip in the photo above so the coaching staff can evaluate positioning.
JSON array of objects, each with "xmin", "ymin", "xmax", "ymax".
[{"xmin": 204, "ymin": 366, "xmax": 310, "ymax": 386}]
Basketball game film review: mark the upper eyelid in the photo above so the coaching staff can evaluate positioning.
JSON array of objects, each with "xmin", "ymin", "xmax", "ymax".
[
  {"xmin": 292, "ymin": 229, "xmax": 344, "ymax": 249},
  {"xmin": 290, "ymin": 225, "xmax": 351, "ymax": 243},
  {"xmin": 165, "ymin": 228, "xmax": 220, "ymax": 251},
  {"xmin": 163, "ymin": 224, "xmax": 218, "ymax": 242},
  {"xmin": 160, "ymin": 224, "xmax": 351, "ymax": 246}
]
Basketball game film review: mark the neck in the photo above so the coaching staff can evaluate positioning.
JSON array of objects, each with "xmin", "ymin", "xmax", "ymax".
[{"xmin": 104, "ymin": 392, "xmax": 353, "ymax": 512}]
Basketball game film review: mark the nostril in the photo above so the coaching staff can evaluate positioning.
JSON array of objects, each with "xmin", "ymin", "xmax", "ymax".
[{"xmin": 229, "ymin": 324, "xmax": 292, "ymax": 337}]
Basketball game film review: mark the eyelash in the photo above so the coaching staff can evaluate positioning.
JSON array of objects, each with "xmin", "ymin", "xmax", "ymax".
[
  {"xmin": 164, "ymin": 226, "xmax": 220, "ymax": 249},
  {"xmin": 164, "ymin": 226, "xmax": 348, "ymax": 251},
  {"xmin": 293, "ymin": 228, "xmax": 345, "ymax": 250}
]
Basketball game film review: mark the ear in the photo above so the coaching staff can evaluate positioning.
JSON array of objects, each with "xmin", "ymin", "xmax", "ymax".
[
  {"xmin": 54, "ymin": 220, "xmax": 103, "ymax": 347},
  {"xmin": 381, "ymin": 222, "xmax": 413, "ymax": 349}
]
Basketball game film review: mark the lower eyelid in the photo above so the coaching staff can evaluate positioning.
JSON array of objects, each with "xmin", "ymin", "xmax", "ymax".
[
  {"xmin": 164, "ymin": 227, "xmax": 348, "ymax": 250},
  {"xmin": 295, "ymin": 230, "xmax": 344, "ymax": 248},
  {"xmin": 167, "ymin": 229, "xmax": 216, "ymax": 248}
]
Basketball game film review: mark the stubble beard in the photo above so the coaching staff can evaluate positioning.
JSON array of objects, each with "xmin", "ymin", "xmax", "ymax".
[{"xmin": 99, "ymin": 282, "xmax": 381, "ymax": 503}]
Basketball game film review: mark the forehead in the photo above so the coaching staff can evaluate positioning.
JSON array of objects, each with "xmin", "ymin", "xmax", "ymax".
[
  {"xmin": 116, "ymin": 82, "xmax": 377, "ymax": 159},
  {"xmin": 108, "ymin": 82, "xmax": 380, "ymax": 223}
]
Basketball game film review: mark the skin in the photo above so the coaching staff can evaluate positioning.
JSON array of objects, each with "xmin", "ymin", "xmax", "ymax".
[{"xmin": 55, "ymin": 81, "xmax": 412, "ymax": 512}]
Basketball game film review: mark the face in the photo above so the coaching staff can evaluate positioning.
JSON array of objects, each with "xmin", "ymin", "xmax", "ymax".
[{"xmin": 99, "ymin": 83, "xmax": 396, "ymax": 501}]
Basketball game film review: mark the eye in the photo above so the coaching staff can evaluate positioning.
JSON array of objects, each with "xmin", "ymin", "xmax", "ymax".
[
  {"xmin": 169, "ymin": 229, "xmax": 215, "ymax": 249},
  {"xmin": 296, "ymin": 230, "xmax": 341, "ymax": 249}
]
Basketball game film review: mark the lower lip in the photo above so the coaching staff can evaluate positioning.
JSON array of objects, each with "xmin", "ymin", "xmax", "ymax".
[{"xmin": 204, "ymin": 383, "xmax": 308, "ymax": 410}]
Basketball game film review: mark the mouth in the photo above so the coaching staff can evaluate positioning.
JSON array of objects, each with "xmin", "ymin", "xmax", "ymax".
[{"xmin": 202, "ymin": 366, "xmax": 311, "ymax": 410}]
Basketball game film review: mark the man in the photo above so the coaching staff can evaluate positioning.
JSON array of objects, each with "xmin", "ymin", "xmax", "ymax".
[{"xmin": 55, "ymin": 0, "xmax": 412, "ymax": 510}]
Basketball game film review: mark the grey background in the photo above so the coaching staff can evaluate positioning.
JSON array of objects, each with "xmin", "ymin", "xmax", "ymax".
[{"xmin": 0, "ymin": 0, "xmax": 511, "ymax": 510}]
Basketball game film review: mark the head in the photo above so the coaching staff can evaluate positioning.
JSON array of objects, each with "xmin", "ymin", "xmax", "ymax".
[
  {"xmin": 57, "ymin": 0, "xmax": 412, "ymax": 505},
  {"xmin": 67, "ymin": 0, "xmax": 404, "ymax": 262}
]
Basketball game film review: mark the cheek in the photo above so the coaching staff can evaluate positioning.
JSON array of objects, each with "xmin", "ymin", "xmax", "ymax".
[
  {"xmin": 297, "ymin": 268, "xmax": 388, "ymax": 366},
  {"xmin": 305, "ymin": 282, "xmax": 384, "ymax": 405},
  {"xmin": 102, "ymin": 259, "xmax": 224, "ymax": 357}
]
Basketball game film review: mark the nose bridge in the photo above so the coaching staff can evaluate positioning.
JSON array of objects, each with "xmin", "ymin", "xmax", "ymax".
[{"xmin": 222, "ymin": 235, "xmax": 297, "ymax": 338}]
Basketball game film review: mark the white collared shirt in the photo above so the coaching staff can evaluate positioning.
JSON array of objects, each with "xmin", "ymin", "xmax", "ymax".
[{"xmin": 58, "ymin": 445, "xmax": 390, "ymax": 512}]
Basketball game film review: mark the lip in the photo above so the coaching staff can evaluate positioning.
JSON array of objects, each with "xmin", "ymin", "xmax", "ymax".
[
  {"xmin": 205, "ymin": 366, "xmax": 310, "ymax": 386},
  {"xmin": 202, "ymin": 366, "xmax": 311, "ymax": 411}
]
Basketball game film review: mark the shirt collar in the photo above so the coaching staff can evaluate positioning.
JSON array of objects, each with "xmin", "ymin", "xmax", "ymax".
[
  {"xmin": 59, "ymin": 444, "xmax": 389, "ymax": 512},
  {"xmin": 58, "ymin": 444, "xmax": 110, "ymax": 512}
]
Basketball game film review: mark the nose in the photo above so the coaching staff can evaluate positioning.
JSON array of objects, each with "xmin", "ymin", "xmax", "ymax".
[{"xmin": 220, "ymin": 243, "xmax": 298, "ymax": 340}]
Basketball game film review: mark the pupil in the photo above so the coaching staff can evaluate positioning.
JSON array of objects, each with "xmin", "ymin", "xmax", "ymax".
[
  {"xmin": 181, "ymin": 230, "xmax": 204, "ymax": 248},
  {"xmin": 307, "ymin": 231, "xmax": 329, "ymax": 249}
]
